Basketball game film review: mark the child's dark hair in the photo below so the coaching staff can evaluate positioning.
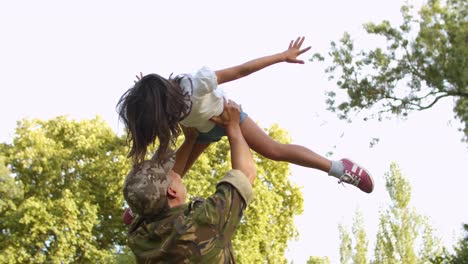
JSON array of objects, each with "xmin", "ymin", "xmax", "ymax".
[{"xmin": 117, "ymin": 73, "xmax": 191, "ymax": 165}]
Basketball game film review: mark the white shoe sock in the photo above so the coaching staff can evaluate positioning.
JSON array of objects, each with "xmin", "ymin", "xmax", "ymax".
[{"xmin": 328, "ymin": 160, "xmax": 344, "ymax": 178}]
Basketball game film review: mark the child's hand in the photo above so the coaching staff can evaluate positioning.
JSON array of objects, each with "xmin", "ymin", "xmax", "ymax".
[
  {"xmin": 283, "ymin": 36, "xmax": 311, "ymax": 64},
  {"xmin": 134, "ymin": 72, "xmax": 144, "ymax": 84}
]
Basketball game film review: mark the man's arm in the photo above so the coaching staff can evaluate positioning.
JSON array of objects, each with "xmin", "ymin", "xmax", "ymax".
[
  {"xmin": 210, "ymin": 100, "xmax": 256, "ymax": 184},
  {"xmin": 198, "ymin": 100, "xmax": 254, "ymax": 241},
  {"xmin": 225, "ymin": 120, "xmax": 256, "ymax": 185},
  {"xmin": 215, "ymin": 36, "xmax": 311, "ymax": 85}
]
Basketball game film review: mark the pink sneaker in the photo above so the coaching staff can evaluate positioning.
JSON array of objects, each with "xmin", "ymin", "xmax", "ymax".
[
  {"xmin": 339, "ymin": 159, "xmax": 374, "ymax": 193},
  {"xmin": 123, "ymin": 207, "xmax": 134, "ymax": 225}
]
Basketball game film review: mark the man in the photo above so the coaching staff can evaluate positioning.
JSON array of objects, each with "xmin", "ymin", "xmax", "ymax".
[{"xmin": 123, "ymin": 99, "xmax": 256, "ymax": 263}]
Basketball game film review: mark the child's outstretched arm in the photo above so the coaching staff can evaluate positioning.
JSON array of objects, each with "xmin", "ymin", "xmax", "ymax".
[{"xmin": 215, "ymin": 36, "xmax": 311, "ymax": 85}]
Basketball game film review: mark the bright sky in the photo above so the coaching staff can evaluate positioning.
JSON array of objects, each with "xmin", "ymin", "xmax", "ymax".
[{"xmin": 1, "ymin": 0, "xmax": 467, "ymax": 263}]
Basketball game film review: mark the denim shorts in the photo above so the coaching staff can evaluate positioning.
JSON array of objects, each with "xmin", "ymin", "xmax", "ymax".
[{"xmin": 196, "ymin": 111, "xmax": 248, "ymax": 143}]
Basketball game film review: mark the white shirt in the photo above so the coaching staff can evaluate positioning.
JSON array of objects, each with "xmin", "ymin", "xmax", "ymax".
[{"xmin": 179, "ymin": 66, "xmax": 224, "ymax": 133}]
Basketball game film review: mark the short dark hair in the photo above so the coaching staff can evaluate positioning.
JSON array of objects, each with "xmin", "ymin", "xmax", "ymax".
[{"xmin": 117, "ymin": 73, "xmax": 191, "ymax": 165}]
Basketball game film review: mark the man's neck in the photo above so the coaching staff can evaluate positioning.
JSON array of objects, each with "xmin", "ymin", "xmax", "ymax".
[{"xmin": 168, "ymin": 198, "xmax": 185, "ymax": 208}]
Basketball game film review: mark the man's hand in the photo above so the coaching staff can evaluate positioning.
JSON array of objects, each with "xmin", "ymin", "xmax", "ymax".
[
  {"xmin": 210, "ymin": 99, "xmax": 241, "ymax": 128},
  {"xmin": 211, "ymin": 99, "xmax": 256, "ymax": 185},
  {"xmin": 282, "ymin": 36, "xmax": 311, "ymax": 64}
]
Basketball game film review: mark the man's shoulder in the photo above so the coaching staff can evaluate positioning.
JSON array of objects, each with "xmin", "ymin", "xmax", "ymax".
[
  {"xmin": 188, "ymin": 171, "xmax": 253, "ymax": 227},
  {"xmin": 217, "ymin": 170, "xmax": 253, "ymax": 206}
]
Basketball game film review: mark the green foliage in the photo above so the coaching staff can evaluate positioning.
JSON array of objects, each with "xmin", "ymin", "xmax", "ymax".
[
  {"xmin": 352, "ymin": 211, "xmax": 368, "ymax": 264},
  {"xmin": 339, "ymin": 210, "xmax": 368, "ymax": 264},
  {"xmin": 0, "ymin": 117, "xmax": 303, "ymax": 263},
  {"xmin": 451, "ymin": 224, "xmax": 468, "ymax": 264},
  {"xmin": 419, "ymin": 216, "xmax": 443, "ymax": 263},
  {"xmin": 0, "ymin": 116, "xmax": 130, "ymax": 263},
  {"xmin": 339, "ymin": 223, "xmax": 352, "ymax": 264},
  {"xmin": 113, "ymin": 247, "xmax": 136, "ymax": 264},
  {"xmin": 307, "ymin": 256, "xmax": 330, "ymax": 264},
  {"xmin": 183, "ymin": 123, "xmax": 304, "ymax": 264},
  {"xmin": 337, "ymin": 163, "xmax": 442, "ymax": 264},
  {"xmin": 313, "ymin": 0, "xmax": 468, "ymax": 141},
  {"xmin": 0, "ymin": 156, "xmax": 23, "ymax": 215},
  {"xmin": 373, "ymin": 163, "xmax": 442, "ymax": 264},
  {"xmin": 432, "ymin": 224, "xmax": 468, "ymax": 264}
]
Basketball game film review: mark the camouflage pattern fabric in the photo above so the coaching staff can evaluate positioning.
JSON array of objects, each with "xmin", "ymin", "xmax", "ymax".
[
  {"xmin": 123, "ymin": 157, "xmax": 175, "ymax": 217},
  {"xmin": 127, "ymin": 179, "xmax": 248, "ymax": 263}
]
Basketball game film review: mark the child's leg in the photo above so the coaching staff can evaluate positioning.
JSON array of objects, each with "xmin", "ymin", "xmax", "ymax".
[
  {"xmin": 181, "ymin": 142, "xmax": 211, "ymax": 176},
  {"xmin": 239, "ymin": 116, "xmax": 331, "ymax": 173},
  {"xmin": 239, "ymin": 116, "xmax": 374, "ymax": 193}
]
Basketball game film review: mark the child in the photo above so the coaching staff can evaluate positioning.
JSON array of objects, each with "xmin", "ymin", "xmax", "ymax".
[{"xmin": 117, "ymin": 37, "xmax": 374, "ymax": 196}]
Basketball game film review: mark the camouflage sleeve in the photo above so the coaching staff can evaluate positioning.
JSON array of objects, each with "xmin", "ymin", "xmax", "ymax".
[
  {"xmin": 217, "ymin": 169, "xmax": 253, "ymax": 205},
  {"xmin": 193, "ymin": 170, "xmax": 253, "ymax": 240}
]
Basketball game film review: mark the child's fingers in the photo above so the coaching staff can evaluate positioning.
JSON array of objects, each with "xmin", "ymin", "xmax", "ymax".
[
  {"xmin": 298, "ymin": 36, "xmax": 305, "ymax": 47},
  {"xmin": 293, "ymin": 37, "xmax": 300, "ymax": 47},
  {"xmin": 299, "ymin": 46, "xmax": 311, "ymax": 55},
  {"xmin": 135, "ymin": 72, "xmax": 144, "ymax": 81}
]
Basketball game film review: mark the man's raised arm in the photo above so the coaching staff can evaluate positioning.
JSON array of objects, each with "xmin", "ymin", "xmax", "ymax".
[{"xmin": 210, "ymin": 100, "xmax": 256, "ymax": 185}]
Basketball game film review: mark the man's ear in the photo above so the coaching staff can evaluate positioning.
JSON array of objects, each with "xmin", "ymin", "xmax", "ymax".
[{"xmin": 167, "ymin": 185, "xmax": 177, "ymax": 199}]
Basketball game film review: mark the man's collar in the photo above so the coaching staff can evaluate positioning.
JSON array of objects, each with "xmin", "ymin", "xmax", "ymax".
[{"xmin": 162, "ymin": 203, "xmax": 188, "ymax": 218}]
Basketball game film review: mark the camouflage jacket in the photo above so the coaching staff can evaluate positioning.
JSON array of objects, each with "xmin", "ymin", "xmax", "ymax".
[{"xmin": 127, "ymin": 170, "xmax": 253, "ymax": 264}]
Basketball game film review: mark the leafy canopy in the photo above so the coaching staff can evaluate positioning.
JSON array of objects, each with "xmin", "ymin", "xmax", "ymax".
[
  {"xmin": 312, "ymin": 0, "xmax": 468, "ymax": 140},
  {"xmin": 335, "ymin": 163, "xmax": 442, "ymax": 264},
  {"xmin": 0, "ymin": 117, "xmax": 303, "ymax": 264}
]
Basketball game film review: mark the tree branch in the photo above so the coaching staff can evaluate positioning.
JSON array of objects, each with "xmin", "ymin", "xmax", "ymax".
[
  {"xmin": 448, "ymin": 91, "xmax": 468, "ymax": 98},
  {"xmin": 400, "ymin": 40, "xmax": 426, "ymax": 81},
  {"xmin": 417, "ymin": 93, "xmax": 453, "ymax": 110}
]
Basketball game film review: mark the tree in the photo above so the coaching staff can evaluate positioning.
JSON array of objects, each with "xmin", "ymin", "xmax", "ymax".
[
  {"xmin": 419, "ymin": 216, "xmax": 443, "ymax": 263},
  {"xmin": 307, "ymin": 256, "xmax": 331, "ymax": 264},
  {"xmin": 338, "ymin": 210, "xmax": 368, "ymax": 264},
  {"xmin": 312, "ymin": 0, "xmax": 468, "ymax": 140},
  {"xmin": 0, "ymin": 116, "xmax": 129, "ymax": 263},
  {"xmin": 432, "ymin": 223, "xmax": 468, "ymax": 264},
  {"xmin": 373, "ymin": 163, "xmax": 442, "ymax": 264},
  {"xmin": 352, "ymin": 210, "xmax": 368, "ymax": 264},
  {"xmin": 337, "ymin": 163, "xmax": 442, "ymax": 264},
  {"xmin": 339, "ymin": 223, "xmax": 352, "ymax": 264},
  {"xmin": 0, "ymin": 117, "xmax": 303, "ymax": 263},
  {"xmin": 450, "ymin": 224, "xmax": 468, "ymax": 264},
  {"xmin": 0, "ymin": 155, "xmax": 23, "ymax": 217},
  {"xmin": 0, "ymin": 155, "xmax": 24, "ymax": 263},
  {"xmin": 113, "ymin": 247, "xmax": 136, "ymax": 264}
]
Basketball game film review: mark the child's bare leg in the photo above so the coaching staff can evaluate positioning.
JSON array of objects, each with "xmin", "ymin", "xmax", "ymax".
[
  {"xmin": 181, "ymin": 142, "xmax": 211, "ymax": 176},
  {"xmin": 239, "ymin": 116, "xmax": 374, "ymax": 193},
  {"xmin": 239, "ymin": 116, "xmax": 331, "ymax": 173}
]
